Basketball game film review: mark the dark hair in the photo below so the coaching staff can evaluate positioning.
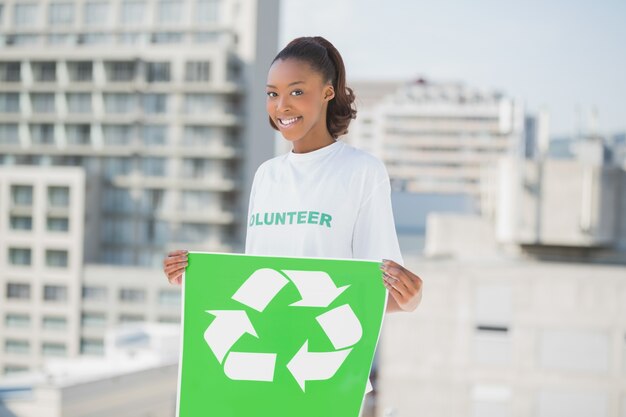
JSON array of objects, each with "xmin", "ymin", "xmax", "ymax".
[{"xmin": 268, "ymin": 36, "xmax": 357, "ymax": 139}]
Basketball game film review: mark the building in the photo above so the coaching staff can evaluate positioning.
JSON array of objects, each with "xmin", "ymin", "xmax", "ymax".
[
  {"xmin": 0, "ymin": 166, "xmax": 85, "ymax": 375},
  {"xmin": 0, "ymin": 0, "xmax": 280, "ymax": 267},
  {"xmin": 346, "ymin": 79, "xmax": 526, "ymax": 213},
  {"xmin": 0, "ymin": 323, "xmax": 180, "ymax": 417},
  {"xmin": 376, "ymin": 153, "xmax": 626, "ymax": 416}
]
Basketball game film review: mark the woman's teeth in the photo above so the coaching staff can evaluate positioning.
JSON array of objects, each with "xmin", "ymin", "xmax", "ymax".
[{"xmin": 278, "ymin": 116, "xmax": 301, "ymax": 126}]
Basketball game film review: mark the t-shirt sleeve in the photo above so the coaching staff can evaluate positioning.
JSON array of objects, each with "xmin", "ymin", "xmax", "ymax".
[{"xmin": 351, "ymin": 169, "xmax": 404, "ymax": 265}]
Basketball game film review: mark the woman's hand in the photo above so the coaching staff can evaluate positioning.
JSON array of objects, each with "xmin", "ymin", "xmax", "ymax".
[
  {"xmin": 380, "ymin": 259, "xmax": 423, "ymax": 312},
  {"xmin": 163, "ymin": 249, "xmax": 188, "ymax": 285}
]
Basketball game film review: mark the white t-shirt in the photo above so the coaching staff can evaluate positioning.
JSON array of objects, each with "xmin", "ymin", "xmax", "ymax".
[{"xmin": 244, "ymin": 140, "xmax": 403, "ymax": 266}]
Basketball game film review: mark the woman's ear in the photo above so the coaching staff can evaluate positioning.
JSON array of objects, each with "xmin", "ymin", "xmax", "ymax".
[{"xmin": 323, "ymin": 85, "xmax": 335, "ymax": 102}]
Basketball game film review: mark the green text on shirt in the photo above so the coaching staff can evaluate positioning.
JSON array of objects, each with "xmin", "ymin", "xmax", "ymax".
[{"xmin": 249, "ymin": 211, "xmax": 332, "ymax": 228}]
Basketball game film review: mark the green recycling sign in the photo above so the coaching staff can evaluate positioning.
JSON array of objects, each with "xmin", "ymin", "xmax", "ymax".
[{"xmin": 177, "ymin": 252, "xmax": 387, "ymax": 417}]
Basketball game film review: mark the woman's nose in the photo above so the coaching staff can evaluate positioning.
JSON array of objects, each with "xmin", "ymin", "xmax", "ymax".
[{"xmin": 276, "ymin": 95, "xmax": 291, "ymax": 112}]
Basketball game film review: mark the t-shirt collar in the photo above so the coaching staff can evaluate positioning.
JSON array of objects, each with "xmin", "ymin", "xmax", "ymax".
[{"xmin": 287, "ymin": 140, "xmax": 343, "ymax": 162}]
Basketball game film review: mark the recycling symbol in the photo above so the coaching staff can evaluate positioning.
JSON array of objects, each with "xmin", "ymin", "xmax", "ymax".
[{"xmin": 203, "ymin": 268, "xmax": 363, "ymax": 392}]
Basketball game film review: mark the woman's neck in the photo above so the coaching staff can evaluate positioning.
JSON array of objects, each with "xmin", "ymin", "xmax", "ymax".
[{"xmin": 291, "ymin": 125, "xmax": 335, "ymax": 154}]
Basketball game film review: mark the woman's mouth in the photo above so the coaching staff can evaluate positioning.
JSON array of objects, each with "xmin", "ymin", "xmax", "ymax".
[{"xmin": 277, "ymin": 116, "xmax": 302, "ymax": 128}]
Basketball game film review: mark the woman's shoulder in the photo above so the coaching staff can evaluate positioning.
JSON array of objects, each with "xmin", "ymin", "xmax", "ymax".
[{"xmin": 339, "ymin": 141, "xmax": 389, "ymax": 179}]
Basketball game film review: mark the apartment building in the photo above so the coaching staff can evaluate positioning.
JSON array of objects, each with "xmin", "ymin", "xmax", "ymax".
[
  {"xmin": 0, "ymin": 0, "xmax": 280, "ymax": 267},
  {"xmin": 0, "ymin": 166, "xmax": 85, "ymax": 374},
  {"xmin": 346, "ymin": 79, "xmax": 526, "ymax": 212}
]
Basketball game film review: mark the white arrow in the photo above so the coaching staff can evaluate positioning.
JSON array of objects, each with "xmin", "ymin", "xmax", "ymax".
[
  {"xmin": 204, "ymin": 310, "xmax": 257, "ymax": 363},
  {"xmin": 232, "ymin": 268, "xmax": 289, "ymax": 312},
  {"xmin": 282, "ymin": 270, "xmax": 349, "ymax": 308},
  {"xmin": 315, "ymin": 304, "xmax": 363, "ymax": 350},
  {"xmin": 224, "ymin": 352, "xmax": 277, "ymax": 382},
  {"xmin": 286, "ymin": 340, "xmax": 352, "ymax": 392}
]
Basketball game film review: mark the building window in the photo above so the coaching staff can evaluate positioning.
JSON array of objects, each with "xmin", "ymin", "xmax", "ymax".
[
  {"xmin": 11, "ymin": 185, "xmax": 33, "ymax": 206},
  {"xmin": 47, "ymin": 34, "xmax": 75, "ymax": 45},
  {"xmin": 31, "ymin": 93, "xmax": 56, "ymax": 113},
  {"xmin": 67, "ymin": 61, "xmax": 93, "ymax": 82},
  {"xmin": 31, "ymin": 62, "xmax": 57, "ymax": 82},
  {"xmin": 102, "ymin": 157, "xmax": 132, "ymax": 178},
  {"xmin": 80, "ymin": 338, "xmax": 104, "ymax": 355},
  {"xmin": 119, "ymin": 314, "xmax": 145, "ymax": 323},
  {"xmin": 195, "ymin": 0, "xmax": 219, "ymax": 24},
  {"xmin": 142, "ymin": 93, "xmax": 167, "ymax": 114},
  {"xmin": 6, "ymin": 283, "xmax": 30, "ymax": 300},
  {"xmin": 158, "ymin": 289, "xmax": 180, "ymax": 306},
  {"xmin": 5, "ymin": 314, "xmax": 31, "ymax": 328},
  {"xmin": 101, "ymin": 187, "xmax": 134, "ymax": 213},
  {"xmin": 30, "ymin": 123, "xmax": 55, "ymax": 145},
  {"xmin": 81, "ymin": 313, "xmax": 106, "ymax": 327},
  {"xmin": 48, "ymin": 186, "xmax": 70, "ymax": 208},
  {"xmin": 106, "ymin": 61, "xmax": 136, "ymax": 82},
  {"xmin": 138, "ymin": 219, "xmax": 168, "ymax": 245},
  {"xmin": 0, "ymin": 93, "xmax": 20, "ymax": 113},
  {"xmin": 181, "ymin": 190, "xmax": 213, "ymax": 211},
  {"xmin": 45, "ymin": 250, "xmax": 69, "ymax": 267},
  {"xmin": 183, "ymin": 94, "xmax": 217, "ymax": 114},
  {"xmin": 157, "ymin": 0, "xmax": 183, "ymax": 24},
  {"xmin": 8, "ymin": 34, "xmax": 42, "ymax": 46},
  {"xmin": 0, "ymin": 124, "xmax": 20, "ymax": 145},
  {"xmin": 0, "ymin": 62, "xmax": 21, "ymax": 82},
  {"xmin": 4, "ymin": 365, "xmax": 29, "ymax": 374},
  {"xmin": 181, "ymin": 158, "xmax": 212, "ymax": 179},
  {"xmin": 102, "ymin": 125, "xmax": 135, "ymax": 146},
  {"xmin": 13, "ymin": 3, "xmax": 39, "ymax": 28},
  {"xmin": 182, "ymin": 126, "xmax": 216, "ymax": 146},
  {"xmin": 42, "ymin": 342, "xmax": 67, "ymax": 357},
  {"xmin": 102, "ymin": 248, "xmax": 134, "ymax": 265},
  {"xmin": 119, "ymin": 288, "xmax": 146, "ymax": 303},
  {"xmin": 140, "ymin": 189, "xmax": 164, "ymax": 214},
  {"xmin": 158, "ymin": 316, "xmax": 179, "ymax": 324},
  {"xmin": 48, "ymin": 2, "xmax": 74, "ymax": 26},
  {"xmin": 151, "ymin": 32, "xmax": 183, "ymax": 44},
  {"xmin": 84, "ymin": 1, "xmax": 109, "ymax": 25},
  {"xmin": 82, "ymin": 286, "xmax": 107, "ymax": 301},
  {"xmin": 10, "ymin": 216, "xmax": 33, "ymax": 231},
  {"xmin": 9, "ymin": 248, "xmax": 31, "ymax": 266},
  {"xmin": 47, "ymin": 217, "xmax": 69, "ymax": 232},
  {"xmin": 146, "ymin": 62, "xmax": 171, "ymax": 83},
  {"xmin": 66, "ymin": 93, "xmax": 92, "ymax": 114},
  {"xmin": 66, "ymin": 124, "xmax": 91, "ymax": 145},
  {"xmin": 5, "ymin": 339, "xmax": 30, "ymax": 354},
  {"xmin": 43, "ymin": 284, "xmax": 68, "ymax": 301},
  {"xmin": 178, "ymin": 222, "xmax": 212, "ymax": 243},
  {"xmin": 120, "ymin": 0, "xmax": 146, "ymax": 25},
  {"xmin": 118, "ymin": 32, "xmax": 144, "ymax": 44},
  {"xmin": 104, "ymin": 93, "xmax": 137, "ymax": 114},
  {"xmin": 42, "ymin": 316, "xmax": 67, "ymax": 330},
  {"xmin": 185, "ymin": 61, "xmax": 210, "ymax": 82},
  {"xmin": 142, "ymin": 125, "xmax": 167, "ymax": 146},
  {"xmin": 141, "ymin": 157, "xmax": 166, "ymax": 177}
]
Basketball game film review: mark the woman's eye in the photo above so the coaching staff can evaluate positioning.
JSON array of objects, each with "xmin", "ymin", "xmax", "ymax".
[
  {"xmin": 266, "ymin": 92, "xmax": 277, "ymax": 98},
  {"xmin": 291, "ymin": 90, "xmax": 303, "ymax": 96}
]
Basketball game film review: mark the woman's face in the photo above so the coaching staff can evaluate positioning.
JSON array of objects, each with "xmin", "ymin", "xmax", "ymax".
[{"xmin": 265, "ymin": 58, "xmax": 335, "ymax": 144}]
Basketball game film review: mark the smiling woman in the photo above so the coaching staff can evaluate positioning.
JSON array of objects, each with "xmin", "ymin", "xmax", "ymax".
[{"xmin": 164, "ymin": 36, "xmax": 423, "ymax": 314}]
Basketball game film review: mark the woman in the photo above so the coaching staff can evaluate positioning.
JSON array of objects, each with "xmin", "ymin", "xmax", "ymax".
[{"xmin": 164, "ymin": 36, "xmax": 422, "ymax": 313}]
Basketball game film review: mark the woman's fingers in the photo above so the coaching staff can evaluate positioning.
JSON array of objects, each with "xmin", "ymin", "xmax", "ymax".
[
  {"xmin": 163, "ymin": 249, "xmax": 188, "ymax": 285},
  {"xmin": 164, "ymin": 254, "xmax": 187, "ymax": 267}
]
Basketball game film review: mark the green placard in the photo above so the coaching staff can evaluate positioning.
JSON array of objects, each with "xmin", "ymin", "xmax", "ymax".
[{"xmin": 176, "ymin": 252, "xmax": 387, "ymax": 417}]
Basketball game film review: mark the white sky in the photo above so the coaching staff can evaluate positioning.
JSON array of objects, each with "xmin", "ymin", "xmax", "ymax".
[{"xmin": 279, "ymin": 0, "xmax": 626, "ymax": 137}]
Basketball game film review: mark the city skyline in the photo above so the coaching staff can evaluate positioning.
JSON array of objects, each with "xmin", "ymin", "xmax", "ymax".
[{"xmin": 280, "ymin": 0, "xmax": 626, "ymax": 137}]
